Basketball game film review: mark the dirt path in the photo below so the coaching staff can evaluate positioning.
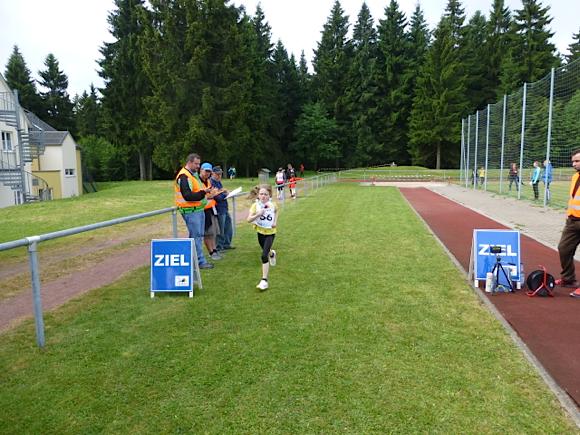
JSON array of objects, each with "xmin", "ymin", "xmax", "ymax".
[{"xmin": 0, "ymin": 210, "xmax": 249, "ymax": 331}]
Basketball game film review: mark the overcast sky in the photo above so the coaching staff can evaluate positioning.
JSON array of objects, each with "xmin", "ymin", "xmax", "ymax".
[{"xmin": 0, "ymin": 0, "xmax": 576, "ymax": 98}]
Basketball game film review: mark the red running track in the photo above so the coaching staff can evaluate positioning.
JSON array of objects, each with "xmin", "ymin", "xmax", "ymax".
[{"xmin": 401, "ymin": 187, "xmax": 580, "ymax": 408}]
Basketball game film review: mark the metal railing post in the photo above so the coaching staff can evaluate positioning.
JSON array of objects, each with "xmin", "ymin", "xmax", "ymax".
[
  {"xmin": 172, "ymin": 209, "xmax": 178, "ymax": 237},
  {"xmin": 26, "ymin": 236, "xmax": 45, "ymax": 348},
  {"xmin": 484, "ymin": 104, "xmax": 490, "ymax": 191},
  {"xmin": 499, "ymin": 94, "xmax": 507, "ymax": 194},
  {"xmin": 518, "ymin": 83, "xmax": 527, "ymax": 200},
  {"xmin": 473, "ymin": 111, "xmax": 479, "ymax": 189},
  {"xmin": 543, "ymin": 67, "xmax": 555, "ymax": 207},
  {"xmin": 231, "ymin": 196, "xmax": 237, "ymax": 238},
  {"xmin": 460, "ymin": 118, "xmax": 465, "ymax": 184},
  {"xmin": 466, "ymin": 115, "xmax": 471, "ymax": 187}
]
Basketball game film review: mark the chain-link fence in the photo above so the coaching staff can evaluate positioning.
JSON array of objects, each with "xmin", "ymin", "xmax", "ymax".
[{"xmin": 459, "ymin": 59, "xmax": 580, "ymax": 209}]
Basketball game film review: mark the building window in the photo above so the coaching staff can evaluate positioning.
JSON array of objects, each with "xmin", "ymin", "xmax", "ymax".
[
  {"xmin": 65, "ymin": 168, "xmax": 75, "ymax": 176},
  {"xmin": 1, "ymin": 131, "xmax": 12, "ymax": 151}
]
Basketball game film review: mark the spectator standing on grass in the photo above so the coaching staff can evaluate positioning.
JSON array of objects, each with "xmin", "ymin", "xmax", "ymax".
[
  {"xmin": 299, "ymin": 163, "xmax": 305, "ymax": 177},
  {"xmin": 228, "ymin": 166, "xmax": 236, "ymax": 179},
  {"xmin": 211, "ymin": 166, "xmax": 235, "ymax": 252},
  {"xmin": 542, "ymin": 159, "xmax": 553, "ymax": 202},
  {"xmin": 508, "ymin": 163, "xmax": 519, "ymax": 191},
  {"xmin": 247, "ymin": 184, "xmax": 278, "ymax": 291},
  {"xmin": 556, "ymin": 149, "xmax": 580, "ymax": 298},
  {"xmin": 175, "ymin": 153, "xmax": 215, "ymax": 269},
  {"xmin": 200, "ymin": 163, "xmax": 223, "ymax": 261},
  {"xmin": 530, "ymin": 161, "xmax": 541, "ymax": 200},
  {"xmin": 478, "ymin": 166, "xmax": 486, "ymax": 187}
]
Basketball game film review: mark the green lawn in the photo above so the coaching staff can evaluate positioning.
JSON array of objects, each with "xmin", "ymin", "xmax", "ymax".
[{"xmin": 0, "ymin": 182, "xmax": 576, "ymax": 433}]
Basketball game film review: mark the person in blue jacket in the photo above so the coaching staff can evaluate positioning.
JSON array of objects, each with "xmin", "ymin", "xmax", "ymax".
[
  {"xmin": 542, "ymin": 159, "xmax": 553, "ymax": 202},
  {"xmin": 530, "ymin": 161, "xmax": 541, "ymax": 200},
  {"xmin": 210, "ymin": 166, "xmax": 235, "ymax": 252}
]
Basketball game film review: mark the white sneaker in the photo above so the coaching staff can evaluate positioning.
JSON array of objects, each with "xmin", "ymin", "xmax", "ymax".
[
  {"xmin": 256, "ymin": 279, "xmax": 269, "ymax": 290},
  {"xmin": 269, "ymin": 250, "xmax": 277, "ymax": 266}
]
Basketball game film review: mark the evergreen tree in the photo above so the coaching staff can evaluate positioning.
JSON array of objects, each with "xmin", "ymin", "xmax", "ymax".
[
  {"xmin": 486, "ymin": 0, "xmax": 511, "ymax": 94},
  {"xmin": 512, "ymin": 0, "xmax": 558, "ymax": 83},
  {"xmin": 297, "ymin": 51, "xmax": 312, "ymax": 106},
  {"xmin": 270, "ymin": 41, "xmax": 302, "ymax": 160},
  {"xmin": 566, "ymin": 28, "xmax": 580, "ymax": 64},
  {"xmin": 463, "ymin": 11, "xmax": 494, "ymax": 109},
  {"xmin": 37, "ymin": 53, "xmax": 74, "ymax": 132},
  {"xmin": 443, "ymin": 0, "xmax": 466, "ymax": 44},
  {"xmin": 74, "ymin": 84, "xmax": 100, "ymax": 138},
  {"xmin": 312, "ymin": 0, "xmax": 352, "ymax": 165},
  {"xmin": 409, "ymin": 18, "xmax": 467, "ymax": 169},
  {"xmin": 3, "ymin": 46, "xmax": 43, "ymax": 114},
  {"xmin": 407, "ymin": 4, "xmax": 430, "ymax": 76},
  {"xmin": 377, "ymin": 0, "xmax": 411, "ymax": 164},
  {"xmin": 291, "ymin": 102, "xmax": 340, "ymax": 169},
  {"xmin": 345, "ymin": 2, "xmax": 381, "ymax": 166},
  {"xmin": 99, "ymin": 0, "xmax": 152, "ymax": 180}
]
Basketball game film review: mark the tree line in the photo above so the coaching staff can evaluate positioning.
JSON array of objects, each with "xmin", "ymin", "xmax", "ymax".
[{"xmin": 3, "ymin": 0, "xmax": 579, "ymax": 180}]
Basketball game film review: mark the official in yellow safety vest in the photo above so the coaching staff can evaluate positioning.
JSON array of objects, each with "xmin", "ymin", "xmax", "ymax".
[
  {"xmin": 556, "ymin": 149, "xmax": 580, "ymax": 298},
  {"xmin": 175, "ymin": 153, "xmax": 217, "ymax": 269}
]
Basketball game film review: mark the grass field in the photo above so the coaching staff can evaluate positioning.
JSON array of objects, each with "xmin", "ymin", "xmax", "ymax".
[{"xmin": 0, "ymin": 182, "xmax": 576, "ymax": 433}]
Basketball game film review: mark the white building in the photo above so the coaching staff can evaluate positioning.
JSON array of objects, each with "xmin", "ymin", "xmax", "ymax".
[{"xmin": 0, "ymin": 73, "xmax": 82, "ymax": 209}]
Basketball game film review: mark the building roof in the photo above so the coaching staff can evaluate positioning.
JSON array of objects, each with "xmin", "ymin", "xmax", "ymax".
[
  {"xmin": 24, "ymin": 109, "xmax": 57, "ymax": 132},
  {"xmin": 29, "ymin": 130, "xmax": 68, "ymax": 145}
]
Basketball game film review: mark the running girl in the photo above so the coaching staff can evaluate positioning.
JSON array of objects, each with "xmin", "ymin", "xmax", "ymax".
[
  {"xmin": 275, "ymin": 167, "xmax": 285, "ymax": 200},
  {"xmin": 247, "ymin": 184, "xmax": 278, "ymax": 290}
]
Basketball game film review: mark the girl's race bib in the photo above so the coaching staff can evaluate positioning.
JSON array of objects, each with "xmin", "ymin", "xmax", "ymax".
[{"xmin": 255, "ymin": 201, "xmax": 275, "ymax": 229}]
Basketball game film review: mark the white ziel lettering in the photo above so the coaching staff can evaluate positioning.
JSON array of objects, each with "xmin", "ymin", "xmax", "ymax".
[{"xmin": 153, "ymin": 254, "xmax": 190, "ymax": 266}]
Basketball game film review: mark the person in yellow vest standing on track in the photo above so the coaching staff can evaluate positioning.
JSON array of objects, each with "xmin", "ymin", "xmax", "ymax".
[
  {"xmin": 175, "ymin": 153, "xmax": 218, "ymax": 269},
  {"xmin": 557, "ymin": 149, "xmax": 580, "ymax": 298}
]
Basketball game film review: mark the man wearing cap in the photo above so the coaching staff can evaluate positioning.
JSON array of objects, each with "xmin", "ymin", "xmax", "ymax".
[
  {"xmin": 199, "ymin": 163, "xmax": 223, "ymax": 260},
  {"xmin": 175, "ymin": 154, "xmax": 217, "ymax": 269},
  {"xmin": 211, "ymin": 166, "xmax": 235, "ymax": 252}
]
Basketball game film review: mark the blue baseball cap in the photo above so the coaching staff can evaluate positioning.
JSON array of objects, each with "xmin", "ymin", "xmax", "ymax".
[{"xmin": 200, "ymin": 162, "xmax": 213, "ymax": 171}]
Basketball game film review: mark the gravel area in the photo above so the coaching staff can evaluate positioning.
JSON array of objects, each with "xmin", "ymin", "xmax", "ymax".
[{"xmin": 429, "ymin": 183, "xmax": 576, "ymax": 259}]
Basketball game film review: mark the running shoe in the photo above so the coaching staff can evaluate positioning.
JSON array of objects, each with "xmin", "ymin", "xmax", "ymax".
[
  {"xmin": 570, "ymin": 288, "xmax": 580, "ymax": 298},
  {"xmin": 269, "ymin": 250, "xmax": 277, "ymax": 266},
  {"xmin": 555, "ymin": 278, "xmax": 577, "ymax": 288},
  {"xmin": 256, "ymin": 279, "xmax": 269, "ymax": 290}
]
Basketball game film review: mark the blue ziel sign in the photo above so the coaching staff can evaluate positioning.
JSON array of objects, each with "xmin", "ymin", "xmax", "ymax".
[
  {"xmin": 473, "ymin": 229, "xmax": 521, "ymax": 283},
  {"xmin": 151, "ymin": 239, "xmax": 195, "ymax": 297}
]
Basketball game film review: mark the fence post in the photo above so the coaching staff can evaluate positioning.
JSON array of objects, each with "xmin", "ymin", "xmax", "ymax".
[
  {"xmin": 172, "ymin": 209, "xmax": 178, "ymax": 238},
  {"xmin": 460, "ymin": 118, "xmax": 465, "ymax": 184},
  {"xmin": 499, "ymin": 94, "xmax": 507, "ymax": 194},
  {"xmin": 466, "ymin": 115, "xmax": 471, "ymax": 187},
  {"xmin": 231, "ymin": 196, "xmax": 237, "ymax": 238},
  {"xmin": 473, "ymin": 111, "xmax": 479, "ymax": 189},
  {"xmin": 484, "ymin": 104, "xmax": 490, "ymax": 191},
  {"xmin": 518, "ymin": 82, "xmax": 527, "ymax": 200},
  {"xmin": 543, "ymin": 67, "xmax": 555, "ymax": 207},
  {"xmin": 26, "ymin": 236, "xmax": 45, "ymax": 348}
]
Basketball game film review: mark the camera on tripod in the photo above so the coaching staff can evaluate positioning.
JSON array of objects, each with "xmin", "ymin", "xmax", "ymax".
[{"xmin": 489, "ymin": 245, "xmax": 514, "ymax": 292}]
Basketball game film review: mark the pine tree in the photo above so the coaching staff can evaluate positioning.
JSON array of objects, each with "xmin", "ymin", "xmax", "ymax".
[
  {"xmin": 512, "ymin": 0, "xmax": 558, "ymax": 83},
  {"xmin": 345, "ymin": 2, "xmax": 381, "ymax": 166},
  {"xmin": 463, "ymin": 11, "xmax": 494, "ymax": 109},
  {"xmin": 409, "ymin": 18, "xmax": 467, "ymax": 169},
  {"xmin": 486, "ymin": 0, "xmax": 511, "ymax": 94},
  {"xmin": 99, "ymin": 0, "xmax": 151, "ymax": 180},
  {"xmin": 566, "ymin": 28, "xmax": 580, "ymax": 64},
  {"xmin": 297, "ymin": 51, "xmax": 312, "ymax": 105},
  {"xmin": 407, "ymin": 4, "xmax": 430, "ymax": 75},
  {"xmin": 38, "ymin": 53, "xmax": 75, "ymax": 132},
  {"xmin": 291, "ymin": 102, "xmax": 340, "ymax": 169},
  {"xmin": 3, "ymin": 46, "xmax": 43, "ymax": 114},
  {"xmin": 74, "ymin": 84, "xmax": 100, "ymax": 138},
  {"xmin": 377, "ymin": 0, "xmax": 411, "ymax": 164},
  {"xmin": 312, "ymin": 0, "xmax": 352, "ymax": 165}
]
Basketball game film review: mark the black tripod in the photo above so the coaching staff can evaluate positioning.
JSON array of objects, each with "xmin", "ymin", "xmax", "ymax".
[{"xmin": 491, "ymin": 254, "xmax": 514, "ymax": 292}]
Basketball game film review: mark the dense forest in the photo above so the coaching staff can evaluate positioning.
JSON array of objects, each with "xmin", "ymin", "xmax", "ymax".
[{"xmin": 3, "ymin": 0, "xmax": 579, "ymax": 180}]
